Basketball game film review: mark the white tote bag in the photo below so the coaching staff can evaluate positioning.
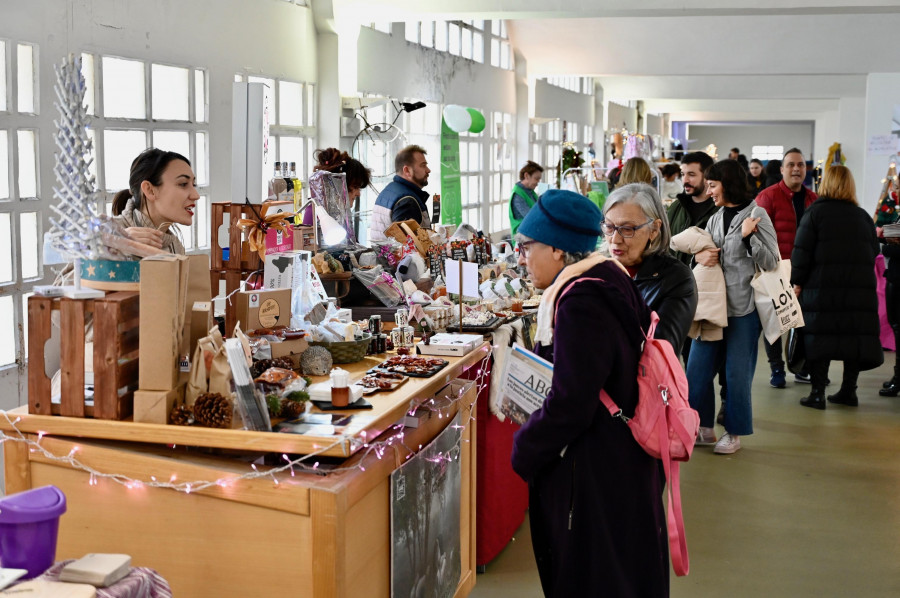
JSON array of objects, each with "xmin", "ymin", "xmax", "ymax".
[{"xmin": 751, "ymin": 259, "xmax": 804, "ymax": 344}]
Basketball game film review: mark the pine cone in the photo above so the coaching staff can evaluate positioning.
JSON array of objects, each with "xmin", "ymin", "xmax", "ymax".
[
  {"xmin": 170, "ymin": 405, "xmax": 194, "ymax": 426},
  {"xmin": 280, "ymin": 398, "xmax": 307, "ymax": 419},
  {"xmin": 251, "ymin": 357, "xmax": 296, "ymax": 378},
  {"xmin": 193, "ymin": 393, "xmax": 233, "ymax": 428}
]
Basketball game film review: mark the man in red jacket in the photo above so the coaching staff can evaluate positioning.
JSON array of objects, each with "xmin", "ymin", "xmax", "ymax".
[{"xmin": 755, "ymin": 148, "xmax": 818, "ymax": 387}]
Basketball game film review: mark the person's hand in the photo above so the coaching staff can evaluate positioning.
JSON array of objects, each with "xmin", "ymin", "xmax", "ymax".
[
  {"xmin": 124, "ymin": 226, "xmax": 164, "ymax": 249},
  {"xmin": 696, "ymin": 248, "xmax": 720, "ymax": 267},
  {"xmin": 742, "ymin": 216, "xmax": 761, "ymax": 238},
  {"xmin": 793, "ymin": 285, "xmax": 802, "ymax": 297},
  {"xmin": 877, "ymin": 226, "xmax": 884, "ymax": 239}
]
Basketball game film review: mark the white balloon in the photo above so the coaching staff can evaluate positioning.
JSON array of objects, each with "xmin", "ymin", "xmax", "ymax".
[{"xmin": 443, "ymin": 104, "xmax": 472, "ymax": 133}]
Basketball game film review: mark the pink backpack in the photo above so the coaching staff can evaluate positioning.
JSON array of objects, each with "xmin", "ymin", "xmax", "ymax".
[
  {"xmin": 598, "ymin": 311, "xmax": 698, "ymax": 576},
  {"xmin": 555, "ymin": 285, "xmax": 699, "ymax": 576}
]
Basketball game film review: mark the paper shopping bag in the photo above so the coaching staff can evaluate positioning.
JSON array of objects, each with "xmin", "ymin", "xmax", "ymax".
[{"xmin": 751, "ymin": 259, "xmax": 804, "ymax": 344}]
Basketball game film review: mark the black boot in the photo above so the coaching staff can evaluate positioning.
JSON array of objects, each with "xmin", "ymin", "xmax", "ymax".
[
  {"xmin": 881, "ymin": 365, "xmax": 900, "ymax": 396},
  {"xmin": 828, "ymin": 386, "xmax": 859, "ymax": 406},
  {"xmin": 800, "ymin": 388, "xmax": 826, "ymax": 410}
]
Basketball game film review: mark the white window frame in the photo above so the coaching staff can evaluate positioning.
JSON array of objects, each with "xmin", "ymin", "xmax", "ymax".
[{"xmin": 751, "ymin": 145, "xmax": 785, "ymax": 162}]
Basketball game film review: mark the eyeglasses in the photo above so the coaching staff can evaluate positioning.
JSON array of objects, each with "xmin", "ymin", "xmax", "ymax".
[
  {"xmin": 518, "ymin": 240, "xmax": 539, "ymax": 257},
  {"xmin": 601, "ymin": 220, "xmax": 653, "ymax": 238}
]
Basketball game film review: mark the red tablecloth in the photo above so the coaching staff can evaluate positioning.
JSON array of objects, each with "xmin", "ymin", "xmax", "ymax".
[{"xmin": 464, "ymin": 361, "xmax": 529, "ymax": 566}]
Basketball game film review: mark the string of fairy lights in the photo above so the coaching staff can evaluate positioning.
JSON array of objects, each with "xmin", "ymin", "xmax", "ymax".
[{"xmin": 0, "ymin": 351, "xmax": 492, "ymax": 495}]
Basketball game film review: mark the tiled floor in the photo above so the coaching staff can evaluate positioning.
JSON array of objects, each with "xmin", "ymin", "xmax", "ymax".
[{"xmin": 471, "ymin": 346, "xmax": 900, "ymax": 597}]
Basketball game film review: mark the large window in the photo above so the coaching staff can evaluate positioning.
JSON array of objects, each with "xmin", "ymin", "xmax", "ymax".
[
  {"xmin": 531, "ymin": 120, "xmax": 563, "ymax": 188},
  {"xmin": 751, "ymin": 145, "xmax": 784, "ymax": 161},
  {"xmin": 84, "ymin": 54, "xmax": 211, "ymax": 252},
  {"xmin": 0, "ymin": 39, "xmax": 41, "ymax": 371},
  {"xmin": 236, "ymin": 74, "xmax": 317, "ymax": 185},
  {"xmin": 489, "ymin": 112, "xmax": 515, "ymax": 235}
]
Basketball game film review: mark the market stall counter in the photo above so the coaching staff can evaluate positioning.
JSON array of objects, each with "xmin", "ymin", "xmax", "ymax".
[{"xmin": 2, "ymin": 343, "xmax": 490, "ymax": 598}]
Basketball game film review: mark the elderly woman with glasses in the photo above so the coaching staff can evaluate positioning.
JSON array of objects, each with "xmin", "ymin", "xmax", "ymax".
[
  {"xmin": 689, "ymin": 159, "xmax": 779, "ymax": 455},
  {"xmin": 511, "ymin": 189, "xmax": 669, "ymax": 597},
  {"xmin": 602, "ymin": 183, "xmax": 697, "ymax": 355}
]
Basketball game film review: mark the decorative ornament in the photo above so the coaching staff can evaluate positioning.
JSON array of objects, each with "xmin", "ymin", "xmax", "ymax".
[
  {"xmin": 279, "ymin": 398, "xmax": 307, "ymax": 419},
  {"xmin": 236, "ymin": 203, "xmax": 296, "ymax": 262},
  {"xmin": 193, "ymin": 393, "xmax": 233, "ymax": 428},
  {"xmin": 300, "ymin": 346, "xmax": 333, "ymax": 376},
  {"xmin": 442, "ymin": 105, "xmax": 486, "ymax": 134}
]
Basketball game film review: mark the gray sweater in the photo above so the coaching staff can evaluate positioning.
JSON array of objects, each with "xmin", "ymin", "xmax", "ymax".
[{"xmin": 705, "ymin": 200, "xmax": 779, "ymax": 317}]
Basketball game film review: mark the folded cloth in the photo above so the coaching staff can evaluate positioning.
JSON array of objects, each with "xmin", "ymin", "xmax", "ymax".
[{"xmin": 32, "ymin": 561, "xmax": 172, "ymax": 598}]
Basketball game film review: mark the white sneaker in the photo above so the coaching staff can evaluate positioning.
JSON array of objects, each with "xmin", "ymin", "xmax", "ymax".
[
  {"xmin": 696, "ymin": 426, "xmax": 717, "ymax": 446},
  {"xmin": 713, "ymin": 433, "xmax": 741, "ymax": 455}
]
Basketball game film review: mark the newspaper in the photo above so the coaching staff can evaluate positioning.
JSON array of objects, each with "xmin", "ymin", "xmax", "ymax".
[{"xmin": 498, "ymin": 343, "xmax": 554, "ymax": 425}]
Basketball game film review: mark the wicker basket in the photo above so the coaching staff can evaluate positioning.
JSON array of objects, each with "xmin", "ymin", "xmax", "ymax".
[{"xmin": 309, "ymin": 333, "xmax": 372, "ymax": 364}]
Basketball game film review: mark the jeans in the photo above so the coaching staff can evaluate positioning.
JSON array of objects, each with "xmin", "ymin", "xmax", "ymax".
[{"xmin": 687, "ymin": 311, "xmax": 761, "ymax": 436}]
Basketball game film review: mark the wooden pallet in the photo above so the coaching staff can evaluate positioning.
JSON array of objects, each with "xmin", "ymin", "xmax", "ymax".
[{"xmin": 28, "ymin": 292, "xmax": 140, "ymax": 420}]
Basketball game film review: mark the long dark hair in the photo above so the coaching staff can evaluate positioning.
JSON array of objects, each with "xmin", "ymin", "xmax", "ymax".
[
  {"xmin": 111, "ymin": 148, "xmax": 191, "ymax": 215},
  {"xmin": 705, "ymin": 159, "xmax": 751, "ymax": 205},
  {"xmin": 314, "ymin": 147, "xmax": 372, "ymax": 192}
]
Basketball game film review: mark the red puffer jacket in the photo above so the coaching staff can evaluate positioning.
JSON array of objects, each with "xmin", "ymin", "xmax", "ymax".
[{"xmin": 755, "ymin": 180, "xmax": 817, "ymax": 258}]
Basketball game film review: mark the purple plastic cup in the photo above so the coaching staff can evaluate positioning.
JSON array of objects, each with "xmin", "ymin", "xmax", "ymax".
[{"xmin": 0, "ymin": 486, "xmax": 67, "ymax": 579}]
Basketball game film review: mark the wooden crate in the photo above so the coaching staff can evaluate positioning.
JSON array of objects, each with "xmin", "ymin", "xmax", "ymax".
[{"xmin": 28, "ymin": 292, "xmax": 140, "ymax": 420}]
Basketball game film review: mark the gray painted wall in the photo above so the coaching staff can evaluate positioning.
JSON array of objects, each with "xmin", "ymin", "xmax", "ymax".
[{"xmin": 686, "ymin": 123, "xmax": 815, "ymax": 160}]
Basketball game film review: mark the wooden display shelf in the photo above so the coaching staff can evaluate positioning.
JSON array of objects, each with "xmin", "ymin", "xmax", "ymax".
[
  {"xmin": 28, "ymin": 292, "xmax": 139, "ymax": 420},
  {"xmin": 7, "ymin": 343, "xmax": 490, "ymax": 458}
]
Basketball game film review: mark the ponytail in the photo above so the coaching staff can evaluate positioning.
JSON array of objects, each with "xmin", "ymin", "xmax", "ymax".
[{"xmin": 111, "ymin": 188, "xmax": 134, "ymax": 215}]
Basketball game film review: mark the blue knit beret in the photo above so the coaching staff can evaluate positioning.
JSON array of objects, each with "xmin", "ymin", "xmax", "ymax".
[{"xmin": 517, "ymin": 189, "xmax": 602, "ymax": 254}]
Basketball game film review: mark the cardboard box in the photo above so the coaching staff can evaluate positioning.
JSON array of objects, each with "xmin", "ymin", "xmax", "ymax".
[
  {"xmin": 384, "ymin": 219, "xmax": 433, "ymax": 256},
  {"xmin": 270, "ymin": 337, "xmax": 310, "ymax": 368},
  {"xmin": 133, "ymin": 384, "xmax": 185, "ymax": 425},
  {"xmin": 139, "ymin": 255, "xmax": 189, "ymax": 391},
  {"xmin": 263, "ymin": 250, "xmax": 311, "ymax": 291},
  {"xmin": 415, "ymin": 333, "xmax": 483, "ymax": 357},
  {"xmin": 265, "ymin": 226, "xmax": 294, "ymax": 255},
  {"xmin": 235, "ymin": 288, "xmax": 292, "ymax": 331}
]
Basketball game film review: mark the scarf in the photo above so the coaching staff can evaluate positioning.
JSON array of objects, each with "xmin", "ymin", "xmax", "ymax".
[{"xmin": 534, "ymin": 253, "xmax": 627, "ymax": 346}]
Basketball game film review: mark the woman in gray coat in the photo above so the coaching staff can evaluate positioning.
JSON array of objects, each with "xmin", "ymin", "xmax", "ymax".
[{"xmin": 687, "ymin": 160, "xmax": 779, "ymax": 455}]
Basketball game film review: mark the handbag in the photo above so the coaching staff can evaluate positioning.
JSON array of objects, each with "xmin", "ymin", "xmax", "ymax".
[
  {"xmin": 751, "ymin": 259, "xmax": 804, "ymax": 344},
  {"xmin": 785, "ymin": 327, "xmax": 806, "ymax": 374}
]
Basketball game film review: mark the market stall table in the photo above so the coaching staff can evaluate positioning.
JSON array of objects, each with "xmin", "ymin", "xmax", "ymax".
[{"xmin": 2, "ymin": 344, "xmax": 490, "ymax": 598}]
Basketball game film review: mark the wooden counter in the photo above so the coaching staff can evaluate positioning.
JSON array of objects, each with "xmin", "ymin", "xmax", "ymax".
[
  {"xmin": 4, "ymin": 344, "xmax": 491, "ymax": 458},
  {"xmin": 2, "ymin": 345, "xmax": 489, "ymax": 597}
]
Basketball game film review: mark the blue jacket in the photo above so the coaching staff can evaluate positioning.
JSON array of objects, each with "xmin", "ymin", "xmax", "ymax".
[{"xmin": 369, "ymin": 175, "xmax": 431, "ymax": 241}]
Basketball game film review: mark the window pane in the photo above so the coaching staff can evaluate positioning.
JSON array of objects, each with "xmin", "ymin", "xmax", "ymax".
[
  {"xmin": 0, "ymin": 130, "xmax": 8, "ymax": 199},
  {"xmin": 151, "ymin": 64, "xmax": 189, "ymax": 121},
  {"xmin": 491, "ymin": 21, "xmax": 500, "ymax": 36},
  {"xmin": 81, "ymin": 53, "xmax": 95, "ymax": 115},
  {"xmin": 152, "ymin": 130, "xmax": 190, "ymax": 157},
  {"xmin": 17, "ymin": 129, "xmax": 37, "ymax": 198},
  {"xmin": 420, "ymin": 22, "xmax": 433, "ymax": 48},
  {"xmin": 279, "ymin": 81, "xmax": 304, "ymax": 127},
  {"xmin": 449, "ymin": 23, "xmax": 460, "ymax": 55},
  {"xmin": 0, "ymin": 213, "xmax": 11, "ymax": 282},
  {"xmin": 86, "ymin": 128, "xmax": 97, "ymax": 188},
  {"xmin": 473, "ymin": 20, "xmax": 484, "ymax": 31},
  {"xmin": 0, "ymin": 42, "xmax": 6, "ymax": 111},
  {"xmin": 279, "ymin": 136, "xmax": 304, "ymax": 175},
  {"xmin": 196, "ymin": 195, "xmax": 209, "ymax": 248},
  {"xmin": 17, "ymin": 44, "xmax": 35, "ymax": 114},
  {"xmin": 500, "ymin": 41, "xmax": 510, "ymax": 69},
  {"xmin": 405, "ymin": 22, "xmax": 419, "ymax": 43},
  {"xmin": 103, "ymin": 130, "xmax": 148, "ymax": 191},
  {"xmin": 468, "ymin": 141, "xmax": 480, "ymax": 171},
  {"xmin": 195, "ymin": 132, "xmax": 208, "ymax": 186},
  {"xmin": 194, "ymin": 69, "xmax": 207, "ymax": 122},
  {"xmin": 20, "ymin": 211, "xmax": 38, "ymax": 278},
  {"xmin": 102, "ymin": 57, "xmax": 146, "ymax": 119},
  {"xmin": 490, "ymin": 39, "xmax": 500, "ymax": 68},
  {"xmin": 435, "ymin": 22, "xmax": 448, "ymax": 52},
  {"xmin": 473, "ymin": 32, "xmax": 484, "ymax": 63},
  {"xmin": 21, "ymin": 292, "xmax": 32, "ymax": 362},
  {"xmin": 0, "ymin": 296, "xmax": 14, "ymax": 366},
  {"xmin": 461, "ymin": 27, "xmax": 472, "ymax": 59}
]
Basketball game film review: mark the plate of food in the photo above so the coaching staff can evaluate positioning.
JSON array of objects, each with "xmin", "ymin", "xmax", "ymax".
[
  {"xmin": 371, "ymin": 355, "xmax": 449, "ymax": 378},
  {"xmin": 357, "ymin": 371, "xmax": 409, "ymax": 393}
]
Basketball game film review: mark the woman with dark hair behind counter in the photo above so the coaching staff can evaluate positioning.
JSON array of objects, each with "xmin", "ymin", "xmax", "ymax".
[
  {"xmin": 110, "ymin": 147, "xmax": 199, "ymax": 255},
  {"xmin": 313, "ymin": 147, "xmax": 372, "ymax": 201}
]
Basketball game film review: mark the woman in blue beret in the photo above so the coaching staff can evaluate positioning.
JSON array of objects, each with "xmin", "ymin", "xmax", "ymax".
[{"xmin": 510, "ymin": 189, "xmax": 668, "ymax": 597}]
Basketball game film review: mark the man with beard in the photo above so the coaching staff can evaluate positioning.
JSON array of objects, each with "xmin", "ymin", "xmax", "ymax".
[
  {"xmin": 755, "ymin": 148, "xmax": 818, "ymax": 387},
  {"xmin": 667, "ymin": 151, "xmax": 718, "ymax": 266},
  {"xmin": 368, "ymin": 144, "xmax": 432, "ymax": 242}
]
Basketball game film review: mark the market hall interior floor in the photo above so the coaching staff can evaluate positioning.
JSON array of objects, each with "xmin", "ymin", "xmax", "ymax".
[{"xmin": 471, "ymin": 346, "xmax": 900, "ymax": 597}]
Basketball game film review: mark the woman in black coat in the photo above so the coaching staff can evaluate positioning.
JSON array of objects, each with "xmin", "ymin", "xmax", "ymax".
[
  {"xmin": 602, "ymin": 183, "xmax": 698, "ymax": 356},
  {"xmin": 790, "ymin": 165, "xmax": 883, "ymax": 409}
]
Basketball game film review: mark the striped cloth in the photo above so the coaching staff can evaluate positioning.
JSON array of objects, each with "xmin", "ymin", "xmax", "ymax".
[{"xmin": 33, "ymin": 560, "xmax": 172, "ymax": 598}]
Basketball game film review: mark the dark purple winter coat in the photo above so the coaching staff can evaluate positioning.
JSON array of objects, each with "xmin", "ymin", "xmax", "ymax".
[{"xmin": 511, "ymin": 260, "xmax": 669, "ymax": 597}]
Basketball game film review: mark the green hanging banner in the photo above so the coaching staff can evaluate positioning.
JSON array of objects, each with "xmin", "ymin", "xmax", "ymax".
[{"xmin": 440, "ymin": 117, "xmax": 462, "ymax": 226}]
